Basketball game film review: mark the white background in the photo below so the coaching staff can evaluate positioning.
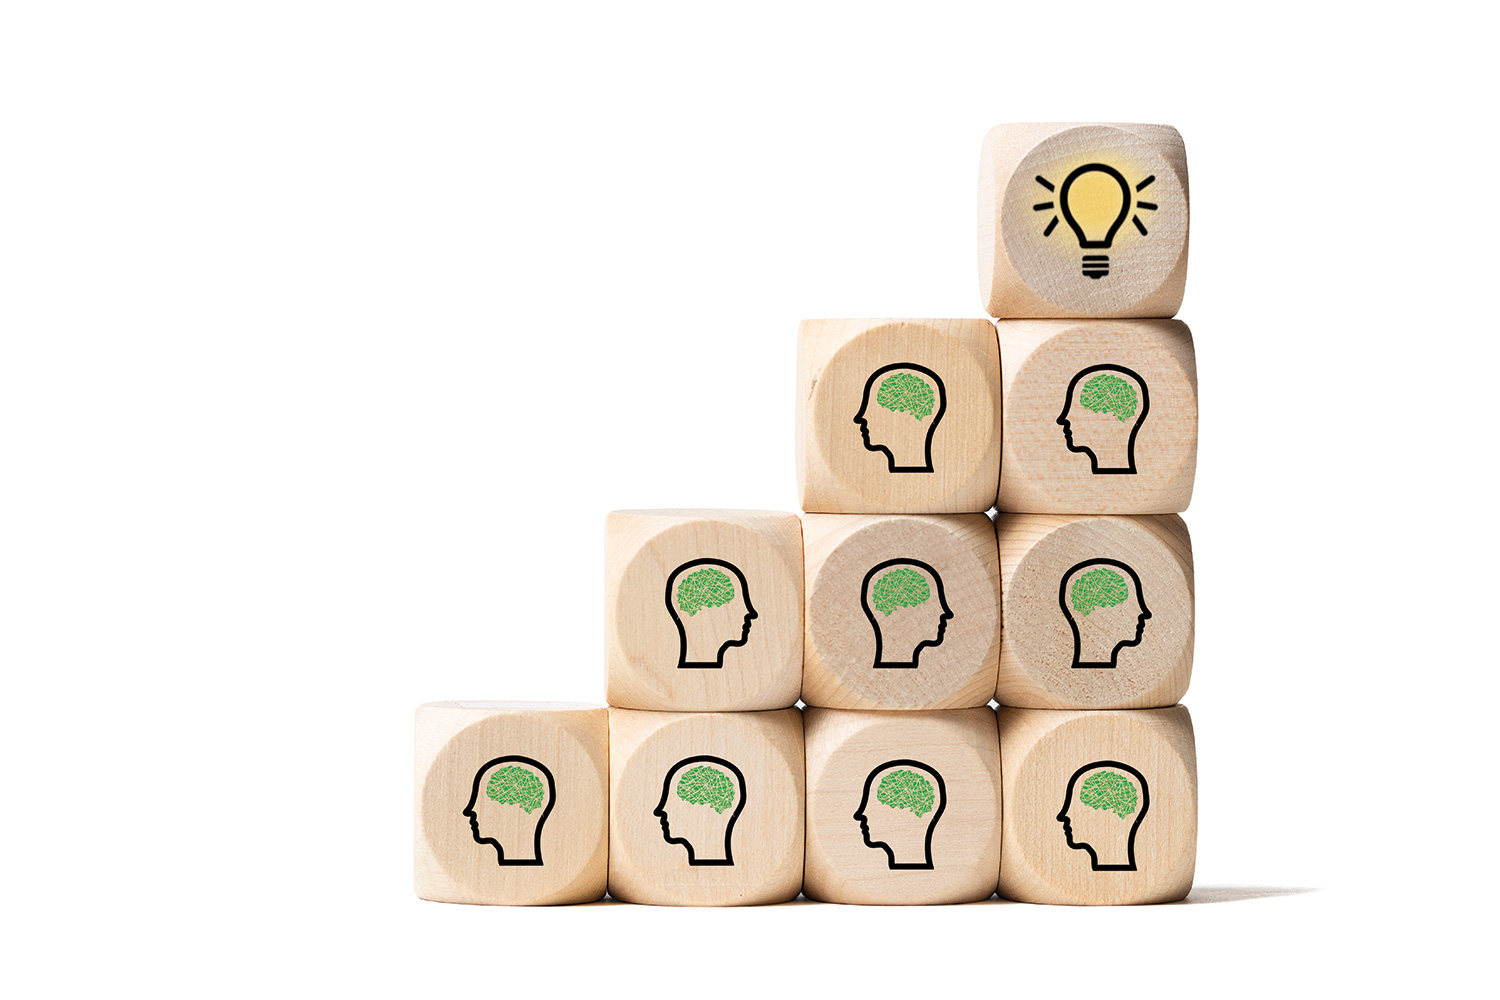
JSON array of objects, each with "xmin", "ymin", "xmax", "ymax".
[{"xmin": 3, "ymin": 2, "xmax": 1495, "ymax": 995}]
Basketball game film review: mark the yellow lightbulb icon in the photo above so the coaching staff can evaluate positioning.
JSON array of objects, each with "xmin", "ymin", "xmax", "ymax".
[{"xmin": 1034, "ymin": 164, "xmax": 1158, "ymax": 279}]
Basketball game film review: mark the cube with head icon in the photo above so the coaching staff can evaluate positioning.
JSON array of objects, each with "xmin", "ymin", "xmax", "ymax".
[
  {"xmin": 797, "ymin": 319, "xmax": 1001, "ymax": 513},
  {"xmin": 608, "ymin": 708, "xmax": 805, "ymax": 906},
  {"xmin": 414, "ymin": 702, "xmax": 608, "ymax": 905},
  {"xmin": 606, "ymin": 510, "xmax": 803, "ymax": 711},
  {"xmin": 997, "ymin": 318, "xmax": 1197, "ymax": 513},
  {"xmin": 803, "ymin": 707, "xmax": 1001, "ymax": 904},
  {"xmin": 998, "ymin": 706, "xmax": 1197, "ymax": 905},
  {"xmin": 979, "ymin": 122, "xmax": 1189, "ymax": 318},
  {"xmin": 997, "ymin": 513, "xmax": 1193, "ymax": 708},
  {"xmin": 802, "ymin": 513, "xmax": 1000, "ymax": 709}
]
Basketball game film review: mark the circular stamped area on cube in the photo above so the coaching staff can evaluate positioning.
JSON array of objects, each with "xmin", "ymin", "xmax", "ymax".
[
  {"xmin": 804, "ymin": 513, "xmax": 999, "ymax": 709},
  {"xmin": 1001, "ymin": 125, "xmax": 1188, "ymax": 316},
  {"xmin": 803, "ymin": 319, "xmax": 1000, "ymax": 513},
  {"xmin": 999, "ymin": 707, "xmax": 1197, "ymax": 905},
  {"xmin": 1000, "ymin": 320, "xmax": 1197, "ymax": 513},
  {"xmin": 416, "ymin": 703, "xmax": 608, "ymax": 905},
  {"xmin": 1001, "ymin": 514, "xmax": 1193, "ymax": 709}
]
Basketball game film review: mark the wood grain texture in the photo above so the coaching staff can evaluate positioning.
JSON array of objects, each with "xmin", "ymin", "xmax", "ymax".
[
  {"xmin": 997, "ymin": 319, "xmax": 1197, "ymax": 513},
  {"xmin": 608, "ymin": 708, "xmax": 805, "ymax": 906},
  {"xmin": 606, "ymin": 510, "xmax": 803, "ymax": 711},
  {"xmin": 997, "ymin": 513, "xmax": 1194, "ymax": 709},
  {"xmin": 979, "ymin": 122, "xmax": 1189, "ymax": 318},
  {"xmin": 804, "ymin": 707, "xmax": 1000, "ymax": 904},
  {"xmin": 998, "ymin": 706, "xmax": 1196, "ymax": 905},
  {"xmin": 415, "ymin": 702, "xmax": 608, "ymax": 905},
  {"xmin": 797, "ymin": 319, "xmax": 1000, "ymax": 513},
  {"xmin": 803, "ymin": 513, "xmax": 999, "ymax": 710}
]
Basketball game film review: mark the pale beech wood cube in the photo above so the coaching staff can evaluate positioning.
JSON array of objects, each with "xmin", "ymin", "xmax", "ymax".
[
  {"xmin": 804, "ymin": 708, "xmax": 1000, "ymax": 904},
  {"xmin": 802, "ymin": 513, "xmax": 999, "ymax": 710},
  {"xmin": 415, "ymin": 702, "xmax": 608, "ymax": 905},
  {"xmin": 979, "ymin": 123, "xmax": 1189, "ymax": 318},
  {"xmin": 998, "ymin": 706, "xmax": 1196, "ymax": 905},
  {"xmin": 797, "ymin": 319, "xmax": 1000, "ymax": 513},
  {"xmin": 998, "ymin": 514, "xmax": 1193, "ymax": 709},
  {"xmin": 608, "ymin": 708, "xmax": 804, "ymax": 906},
  {"xmin": 606, "ymin": 510, "xmax": 803, "ymax": 711},
  {"xmin": 997, "ymin": 319, "xmax": 1197, "ymax": 513}
]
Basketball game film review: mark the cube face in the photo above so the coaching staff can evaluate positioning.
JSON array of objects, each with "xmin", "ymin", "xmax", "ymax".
[
  {"xmin": 608, "ymin": 708, "xmax": 805, "ymax": 906},
  {"xmin": 804, "ymin": 708, "xmax": 1001, "ymax": 904},
  {"xmin": 979, "ymin": 123, "xmax": 1189, "ymax": 318},
  {"xmin": 998, "ymin": 707, "xmax": 1196, "ymax": 905},
  {"xmin": 606, "ymin": 510, "xmax": 803, "ymax": 711},
  {"xmin": 415, "ymin": 702, "xmax": 608, "ymax": 905},
  {"xmin": 803, "ymin": 513, "xmax": 1000, "ymax": 710},
  {"xmin": 998, "ymin": 514, "xmax": 1193, "ymax": 709},
  {"xmin": 797, "ymin": 319, "xmax": 1001, "ymax": 513},
  {"xmin": 997, "ymin": 319, "xmax": 1197, "ymax": 513}
]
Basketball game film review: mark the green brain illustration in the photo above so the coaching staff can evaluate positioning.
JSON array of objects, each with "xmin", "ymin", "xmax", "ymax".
[
  {"xmin": 876, "ymin": 769, "xmax": 936, "ymax": 818},
  {"xmin": 1079, "ymin": 373, "xmax": 1139, "ymax": 422},
  {"xmin": 1070, "ymin": 568, "xmax": 1129, "ymax": 616},
  {"xmin": 871, "ymin": 567, "xmax": 932, "ymax": 617},
  {"xmin": 484, "ymin": 766, "xmax": 546, "ymax": 813},
  {"xmin": 1079, "ymin": 770, "xmax": 1139, "ymax": 819},
  {"xmin": 876, "ymin": 371, "xmax": 936, "ymax": 421},
  {"xmin": 676, "ymin": 765, "xmax": 736, "ymax": 813},
  {"xmin": 676, "ymin": 568, "xmax": 735, "ymax": 617}
]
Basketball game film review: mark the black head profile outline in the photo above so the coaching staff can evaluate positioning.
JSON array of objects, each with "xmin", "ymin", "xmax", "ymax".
[
  {"xmin": 462, "ymin": 755, "xmax": 556, "ymax": 867},
  {"xmin": 1056, "ymin": 760, "xmax": 1150, "ymax": 872},
  {"xmin": 860, "ymin": 558, "xmax": 953, "ymax": 669},
  {"xmin": 1057, "ymin": 363, "xmax": 1150, "ymax": 475},
  {"xmin": 853, "ymin": 758, "xmax": 947, "ymax": 870},
  {"xmin": 666, "ymin": 558, "xmax": 757, "ymax": 669},
  {"xmin": 1059, "ymin": 558, "xmax": 1152, "ymax": 669},
  {"xmin": 653, "ymin": 755, "xmax": 747, "ymax": 866},
  {"xmin": 852, "ymin": 362, "xmax": 948, "ymax": 474}
]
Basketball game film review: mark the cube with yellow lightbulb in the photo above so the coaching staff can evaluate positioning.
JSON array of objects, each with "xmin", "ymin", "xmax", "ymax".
[{"xmin": 979, "ymin": 123, "xmax": 1189, "ymax": 319}]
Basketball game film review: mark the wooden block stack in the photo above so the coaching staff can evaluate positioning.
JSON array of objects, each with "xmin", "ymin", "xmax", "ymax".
[
  {"xmin": 415, "ymin": 122, "xmax": 1200, "ymax": 907},
  {"xmin": 796, "ymin": 318, "xmax": 1004, "ymax": 904},
  {"xmin": 603, "ymin": 509, "xmax": 807, "ymax": 905},
  {"xmin": 980, "ymin": 123, "xmax": 1198, "ymax": 905}
]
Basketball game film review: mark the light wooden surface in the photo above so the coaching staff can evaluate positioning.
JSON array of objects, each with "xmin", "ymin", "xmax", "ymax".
[
  {"xmin": 797, "ymin": 319, "xmax": 1000, "ymax": 513},
  {"xmin": 979, "ymin": 122, "xmax": 1189, "ymax": 318},
  {"xmin": 608, "ymin": 708, "xmax": 805, "ymax": 906},
  {"xmin": 803, "ymin": 513, "xmax": 999, "ymax": 710},
  {"xmin": 415, "ymin": 702, "xmax": 608, "ymax": 905},
  {"xmin": 804, "ymin": 707, "xmax": 1000, "ymax": 904},
  {"xmin": 998, "ymin": 706, "xmax": 1196, "ymax": 905},
  {"xmin": 997, "ymin": 319, "xmax": 1197, "ymax": 513},
  {"xmin": 997, "ymin": 513, "xmax": 1193, "ymax": 708},
  {"xmin": 606, "ymin": 510, "xmax": 803, "ymax": 711}
]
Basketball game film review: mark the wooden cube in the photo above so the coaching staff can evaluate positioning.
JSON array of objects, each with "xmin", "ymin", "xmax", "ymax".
[
  {"xmin": 414, "ymin": 701, "xmax": 608, "ymax": 905},
  {"xmin": 606, "ymin": 510, "xmax": 803, "ymax": 711},
  {"xmin": 804, "ymin": 707, "xmax": 1000, "ymax": 904},
  {"xmin": 997, "ymin": 319, "xmax": 1197, "ymax": 513},
  {"xmin": 608, "ymin": 708, "xmax": 804, "ymax": 906},
  {"xmin": 797, "ymin": 319, "xmax": 1000, "ymax": 513},
  {"xmin": 802, "ymin": 513, "xmax": 999, "ymax": 710},
  {"xmin": 998, "ymin": 706, "xmax": 1196, "ymax": 905},
  {"xmin": 979, "ymin": 123, "xmax": 1189, "ymax": 318},
  {"xmin": 997, "ymin": 513, "xmax": 1193, "ymax": 709}
]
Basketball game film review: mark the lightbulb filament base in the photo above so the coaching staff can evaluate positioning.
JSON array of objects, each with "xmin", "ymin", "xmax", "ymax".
[{"xmin": 1081, "ymin": 254, "xmax": 1109, "ymax": 280}]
